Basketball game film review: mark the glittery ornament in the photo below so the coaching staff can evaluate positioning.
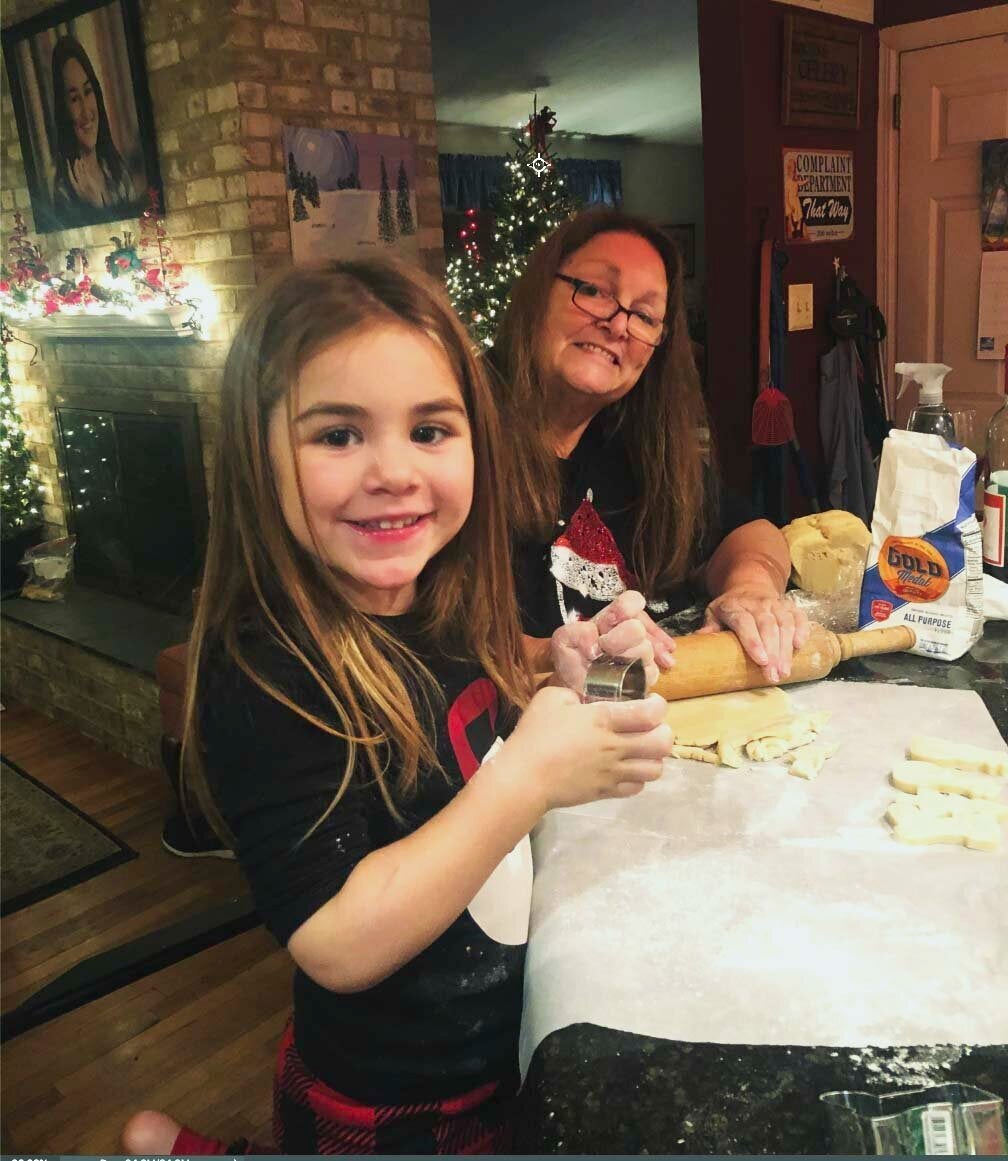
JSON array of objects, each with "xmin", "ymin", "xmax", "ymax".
[{"xmin": 550, "ymin": 494, "xmax": 637, "ymax": 605}]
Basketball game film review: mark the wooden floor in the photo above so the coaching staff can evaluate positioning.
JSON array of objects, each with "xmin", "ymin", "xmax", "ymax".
[{"xmin": 1, "ymin": 701, "xmax": 293, "ymax": 1154}]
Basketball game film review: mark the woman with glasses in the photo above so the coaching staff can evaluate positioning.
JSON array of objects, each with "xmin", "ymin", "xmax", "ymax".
[{"xmin": 491, "ymin": 208, "xmax": 807, "ymax": 682}]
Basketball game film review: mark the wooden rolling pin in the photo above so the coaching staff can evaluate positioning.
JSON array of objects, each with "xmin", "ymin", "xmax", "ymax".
[{"xmin": 653, "ymin": 623, "xmax": 916, "ymax": 702}]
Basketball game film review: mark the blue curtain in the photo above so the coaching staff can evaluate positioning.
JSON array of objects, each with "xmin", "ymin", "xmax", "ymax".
[
  {"xmin": 557, "ymin": 158, "xmax": 622, "ymax": 207},
  {"xmin": 439, "ymin": 153, "xmax": 622, "ymax": 211}
]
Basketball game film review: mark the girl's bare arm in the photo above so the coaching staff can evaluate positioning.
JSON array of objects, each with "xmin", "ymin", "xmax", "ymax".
[{"xmin": 287, "ymin": 689, "xmax": 669, "ymax": 992}]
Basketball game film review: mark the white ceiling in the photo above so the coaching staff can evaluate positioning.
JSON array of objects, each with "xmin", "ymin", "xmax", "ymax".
[{"xmin": 429, "ymin": 0, "xmax": 703, "ymax": 145}]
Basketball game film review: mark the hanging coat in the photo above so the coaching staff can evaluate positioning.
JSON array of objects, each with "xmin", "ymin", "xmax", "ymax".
[{"xmin": 819, "ymin": 339, "xmax": 877, "ymax": 523}]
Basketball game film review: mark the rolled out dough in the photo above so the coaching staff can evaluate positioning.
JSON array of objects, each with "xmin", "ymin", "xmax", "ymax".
[
  {"xmin": 663, "ymin": 687, "xmax": 795, "ymax": 749},
  {"xmin": 663, "ymin": 687, "xmax": 838, "ymax": 772}
]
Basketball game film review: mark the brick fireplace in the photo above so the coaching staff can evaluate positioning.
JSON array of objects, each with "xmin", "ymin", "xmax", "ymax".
[{"xmin": 1, "ymin": 0, "xmax": 443, "ymax": 767}]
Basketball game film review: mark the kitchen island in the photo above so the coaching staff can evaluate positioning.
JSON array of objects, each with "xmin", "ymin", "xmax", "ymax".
[{"xmin": 515, "ymin": 622, "xmax": 1008, "ymax": 1155}]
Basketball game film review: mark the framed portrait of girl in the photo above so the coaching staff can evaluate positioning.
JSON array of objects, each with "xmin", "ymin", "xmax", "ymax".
[{"xmin": 2, "ymin": 0, "xmax": 163, "ymax": 233}]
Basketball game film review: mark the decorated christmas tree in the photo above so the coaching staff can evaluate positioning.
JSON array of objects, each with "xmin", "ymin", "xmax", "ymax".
[
  {"xmin": 446, "ymin": 102, "xmax": 579, "ymax": 347},
  {"xmin": 0, "ymin": 324, "xmax": 43, "ymax": 542}
]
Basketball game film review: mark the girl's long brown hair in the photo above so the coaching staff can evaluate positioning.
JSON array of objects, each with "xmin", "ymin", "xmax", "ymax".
[
  {"xmin": 493, "ymin": 208, "xmax": 711, "ymax": 596},
  {"xmin": 181, "ymin": 258, "xmax": 533, "ymax": 841}
]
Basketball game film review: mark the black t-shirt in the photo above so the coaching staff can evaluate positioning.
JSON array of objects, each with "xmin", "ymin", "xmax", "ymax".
[
  {"xmin": 512, "ymin": 412, "xmax": 752, "ymax": 637},
  {"xmin": 200, "ymin": 615, "xmax": 525, "ymax": 1105}
]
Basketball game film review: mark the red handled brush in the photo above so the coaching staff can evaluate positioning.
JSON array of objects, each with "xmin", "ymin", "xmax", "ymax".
[
  {"xmin": 752, "ymin": 239, "xmax": 795, "ymax": 447},
  {"xmin": 752, "ymin": 383, "xmax": 795, "ymax": 446}
]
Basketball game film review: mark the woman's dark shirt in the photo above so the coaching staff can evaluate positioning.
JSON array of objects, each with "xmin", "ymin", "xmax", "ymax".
[{"xmin": 512, "ymin": 411, "xmax": 753, "ymax": 636}]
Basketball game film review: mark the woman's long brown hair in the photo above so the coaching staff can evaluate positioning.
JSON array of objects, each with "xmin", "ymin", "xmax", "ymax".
[
  {"xmin": 181, "ymin": 258, "xmax": 533, "ymax": 841},
  {"xmin": 492, "ymin": 208, "xmax": 711, "ymax": 596}
]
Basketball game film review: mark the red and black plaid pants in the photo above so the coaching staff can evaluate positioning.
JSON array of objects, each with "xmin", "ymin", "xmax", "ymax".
[{"xmin": 173, "ymin": 1022, "xmax": 515, "ymax": 1155}]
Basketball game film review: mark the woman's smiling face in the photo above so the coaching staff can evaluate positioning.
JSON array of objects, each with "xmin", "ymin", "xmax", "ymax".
[
  {"xmin": 62, "ymin": 57, "xmax": 99, "ymax": 153},
  {"xmin": 536, "ymin": 230, "xmax": 668, "ymax": 415}
]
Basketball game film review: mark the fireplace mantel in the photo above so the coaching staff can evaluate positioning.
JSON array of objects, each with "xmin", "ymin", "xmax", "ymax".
[{"xmin": 14, "ymin": 303, "xmax": 200, "ymax": 340}]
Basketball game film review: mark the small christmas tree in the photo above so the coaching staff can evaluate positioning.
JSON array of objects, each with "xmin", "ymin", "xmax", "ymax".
[
  {"xmin": 0, "ymin": 323, "xmax": 44, "ymax": 542},
  {"xmin": 378, "ymin": 156, "xmax": 396, "ymax": 244},
  {"xmin": 446, "ymin": 101, "xmax": 578, "ymax": 346}
]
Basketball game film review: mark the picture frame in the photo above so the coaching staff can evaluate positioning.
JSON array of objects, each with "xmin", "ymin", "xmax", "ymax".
[
  {"xmin": 662, "ymin": 223, "xmax": 695, "ymax": 279},
  {"xmin": 2, "ymin": 0, "xmax": 163, "ymax": 233},
  {"xmin": 782, "ymin": 10, "xmax": 862, "ymax": 131}
]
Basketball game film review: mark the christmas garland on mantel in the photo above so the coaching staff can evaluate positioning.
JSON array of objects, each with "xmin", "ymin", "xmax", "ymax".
[{"xmin": 0, "ymin": 191, "xmax": 209, "ymax": 337}]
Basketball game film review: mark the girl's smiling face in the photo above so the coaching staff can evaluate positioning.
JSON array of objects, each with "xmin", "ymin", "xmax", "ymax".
[{"xmin": 267, "ymin": 323, "xmax": 475, "ymax": 616}]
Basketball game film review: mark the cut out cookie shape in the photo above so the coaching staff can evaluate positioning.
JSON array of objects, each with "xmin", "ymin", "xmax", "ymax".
[
  {"xmin": 890, "ymin": 760, "xmax": 1004, "ymax": 802},
  {"xmin": 908, "ymin": 735, "xmax": 1008, "ymax": 778},
  {"xmin": 885, "ymin": 792, "xmax": 1001, "ymax": 852}
]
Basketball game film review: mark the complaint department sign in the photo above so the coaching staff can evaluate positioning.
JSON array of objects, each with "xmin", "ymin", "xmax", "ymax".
[{"xmin": 783, "ymin": 148, "xmax": 854, "ymax": 244}]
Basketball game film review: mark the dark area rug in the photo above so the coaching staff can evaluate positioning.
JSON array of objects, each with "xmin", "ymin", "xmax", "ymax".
[{"xmin": 1, "ymin": 756, "xmax": 137, "ymax": 916}]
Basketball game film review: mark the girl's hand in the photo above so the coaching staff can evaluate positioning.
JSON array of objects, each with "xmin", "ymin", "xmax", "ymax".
[
  {"xmin": 550, "ymin": 590, "xmax": 676, "ymax": 695},
  {"xmin": 503, "ymin": 686, "xmax": 672, "ymax": 810},
  {"xmin": 698, "ymin": 587, "xmax": 810, "ymax": 683}
]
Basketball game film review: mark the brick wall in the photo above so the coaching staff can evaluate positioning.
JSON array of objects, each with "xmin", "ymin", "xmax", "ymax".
[
  {"xmin": 224, "ymin": 0, "xmax": 443, "ymax": 282},
  {"xmin": 2, "ymin": 0, "xmax": 442, "ymax": 535},
  {"xmin": 1, "ymin": 618, "xmax": 161, "ymax": 769},
  {"xmin": 1, "ymin": 0, "xmax": 441, "ymax": 763}
]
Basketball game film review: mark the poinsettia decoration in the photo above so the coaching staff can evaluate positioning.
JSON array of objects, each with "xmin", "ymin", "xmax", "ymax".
[{"xmin": 0, "ymin": 201, "xmax": 202, "ymax": 331}]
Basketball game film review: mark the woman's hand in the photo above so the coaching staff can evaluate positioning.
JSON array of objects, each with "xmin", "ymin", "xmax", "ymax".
[
  {"xmin": 698, "ymin": 587, "xmax": 810, "ymax": 683},
  {"xmin": 550, "ymin": 589, "xmax": 676, "ymax": 695},
  {"xmin": 68, "ymin": 155, "xmax": 107, "ymax": 206},
  {"xmin": 505, "ymin": 686, "xmax": 672, "ymax": 808}
]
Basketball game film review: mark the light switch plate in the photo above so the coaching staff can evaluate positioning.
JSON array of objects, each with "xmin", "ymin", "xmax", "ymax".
[{"xmin": 788, "ymin": 283, "xmax": 813, "ymax": 331}]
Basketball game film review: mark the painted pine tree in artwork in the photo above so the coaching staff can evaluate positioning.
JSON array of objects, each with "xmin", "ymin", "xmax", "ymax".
[
  {"xmin": 378, "ymin": 156, "xmax": 396, "ymax": 244},
  {"xmin": 288, "ymin": 150, "xmax": 318, "ymax": 220},
  {"xmin": 396, "ymin": 160, "xmax": 415, "ymax": 236}
]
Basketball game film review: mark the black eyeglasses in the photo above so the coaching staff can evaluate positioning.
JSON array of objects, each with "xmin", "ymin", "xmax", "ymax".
[{"xmin": 555, "ymin": 274, "xmax": 667, "ymax": 347}]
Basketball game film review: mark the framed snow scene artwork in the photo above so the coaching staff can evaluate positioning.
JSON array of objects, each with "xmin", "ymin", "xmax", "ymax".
[{"xmin": 283, "ymin": 126, "xmax": 419, "ymax": 264}]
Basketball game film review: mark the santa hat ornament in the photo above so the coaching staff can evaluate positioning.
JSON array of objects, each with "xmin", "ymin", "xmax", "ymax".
[{"xmin": 550, "ymin": 492, "xmax": 637, "ymax": 621}]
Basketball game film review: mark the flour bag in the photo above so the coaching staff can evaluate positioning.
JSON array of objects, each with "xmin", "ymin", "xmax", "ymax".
[{"xmin": 858, "ymin": 429, "xmax": 983, "ymax": 659}]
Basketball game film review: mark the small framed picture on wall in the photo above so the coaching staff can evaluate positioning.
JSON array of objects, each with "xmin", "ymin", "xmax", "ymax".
[
  {"xmin": 2, "ymin": 0, "xmax": 163, "ymax": 233},
  {"xmin": 662, "ymin": 223, "xmax": 695, "ymax": 279}
]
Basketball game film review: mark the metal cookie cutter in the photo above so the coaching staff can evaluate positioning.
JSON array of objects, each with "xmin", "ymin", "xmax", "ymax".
[{"xmin": 583, "ymin": 655, "xmax": 647, "ymax": 702}]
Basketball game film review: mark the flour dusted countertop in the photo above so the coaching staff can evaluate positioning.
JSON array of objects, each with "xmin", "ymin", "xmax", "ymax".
[
  {"xmin": 516, "ymin": 621, "xmax": 1008, "ymax": 1155},
  {"xmin": 522, "ymin": 682, "xmax": 1006, "ymax": 1067}
]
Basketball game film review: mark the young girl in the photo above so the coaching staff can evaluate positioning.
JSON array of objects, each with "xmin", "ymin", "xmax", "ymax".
[{"xmin": 122, "ymin": 258, "xmax": 671, "ymax": 1156}]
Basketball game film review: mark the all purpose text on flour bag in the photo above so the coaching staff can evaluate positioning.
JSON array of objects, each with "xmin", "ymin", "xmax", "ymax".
[{"xmin": 858, "ymin": 429, "xmax": 983, "ymax": 660}]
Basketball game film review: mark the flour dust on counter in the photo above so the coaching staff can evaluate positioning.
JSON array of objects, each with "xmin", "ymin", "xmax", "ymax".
[
  {"xmin": 519, "ymin": 681, "xmax": 1006, "ymax": 1074},
  {"xmin": 845, "ymin": 1043, "xmax": 975, "ymax": 1089}
]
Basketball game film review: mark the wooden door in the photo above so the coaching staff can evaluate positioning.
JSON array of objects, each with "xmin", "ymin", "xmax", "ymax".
[{"xmin": 896, "ymin": 27, "xmax": 1008, "ymax": 437}]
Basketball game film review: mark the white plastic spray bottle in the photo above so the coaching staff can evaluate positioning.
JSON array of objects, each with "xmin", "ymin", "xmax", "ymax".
[{"xmin": 895, "ymin": 362, "xmax": 956, "ymax": 441}]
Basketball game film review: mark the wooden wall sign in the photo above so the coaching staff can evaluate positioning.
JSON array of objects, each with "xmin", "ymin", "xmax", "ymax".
[
  {"xmin": 783, "ymin": 11, "xmax": 862, "ymax": 130},
  {"xmin": 775, "ymin": 0, "xmax": 873, "ymax": 22}
]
